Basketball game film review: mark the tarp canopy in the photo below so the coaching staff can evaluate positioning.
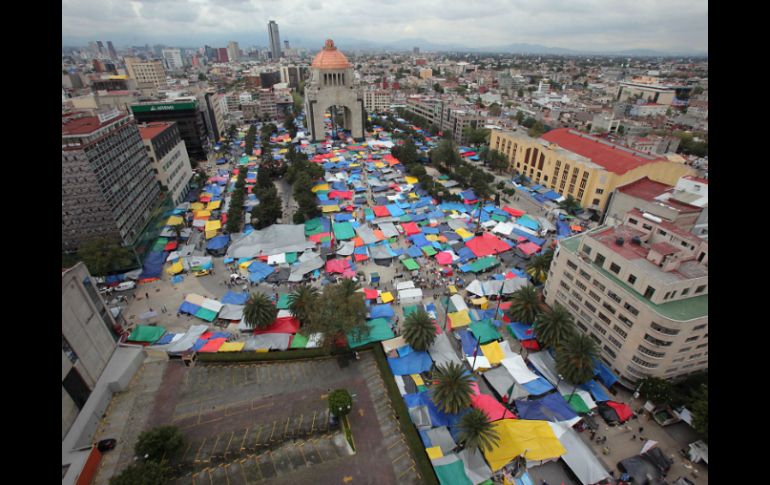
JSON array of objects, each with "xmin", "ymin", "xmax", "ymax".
[
  {"xmin": 514, "ymin": 393, "xmax": 578, "ymax": 423},
  {"xmin": 348, "ymin": 318, "xmax": 395, "ymax": 348},
  {"xmin": 471, "ymin": 393, "xmax": 515, "ymax": 420},
  {"xmin": 458, "ymin": 449, "xmax": 493, "ymax": 485},
  {"xmin": 388, "ymin": 350, "xmax": 434, "ymax": 375},
  {"xmin": 242, "ymin": 333, "xmax": 293, "ymax": 351},
  {"xmin": 127, "ymin": 325, "xmax": 165, "ymax": 343},
  {"xmin": 548, "ymin": 422, "xmax": 609, "ymax": 485},
  {"xmin": 483, "ymin": 419, "xmax": 566, "ymax": 471},
  {"xmin": 221, "ymin": 290, "xmax": 249, "ymax": 305},
  {"xmin": 251, "ymin": 316, "xmax": 300, "ymax": 335},
  {"xmin": 432, "ymin": 454, "xmax": 472, "ymax": 485},
  {"xmin": 469, "ymin": 320, "xmax": 501, "ymax": 344},
  {"xmin": 428, "ymin": 333, "xmax": 463, "ymax": 367},
  {"xmin": 166, "ymin": 325, "xmax": 208, "ymax": 353},
  {"xmin": 606, "ymin": 400, "xmax": 634, "ymax": 422},
  {"xmin": 465, "ymin": 233, "xmax": 511, "ymax": 257},
  {"xmin": 227, "ymin": 224, "xmax": 314, "ymax": 258}
]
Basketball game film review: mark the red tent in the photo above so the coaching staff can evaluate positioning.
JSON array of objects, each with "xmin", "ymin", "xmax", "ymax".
[
  {"xmin": 364, "ymin": 288, "xmax": 379, "ymax": 299},
  {"xmin": 471, "ymin": 393, "xmax": 516, "ymax": 420},
  {"xmin": 517, "ymin": 241, "xmax": 541, "ymax": 256},
  {"xmin": 606, "ymin": 401, "xmax": 634, "ymax": 423},
  {"xmin": 435, "ymin": 252, "xmax": 454, "ymax": 265},
  {"xmin": 465, "ymin": 233, "xmax": 510, "ymax": 257},
  {"xmin": 252, "ymin": 317, "xmax": 300, "ymax": 335},
  {"xmin": 401, "ymin": 222, "xmax": 421, "ymax": 235},
  {"xmin": 325, "ymin": 259, "xmax": 351, "ymax": 274},
  {"xmin": 521, "ymin": 339, "xmax": 540, "ymax": 351},
  {"xmin": 163, "ymin": 241, "xmax": 178, "ymax": 251},
  {"xmin": 373, "ymin": 206, "xmax": 390, "ymax": 217},
  {"xmin": 328, "ymin": 190, "xmax": 353, "ymax": 200},
  {"xmin": 199, "ymin": 338, "xmax": 227, "ymax": 353},
  {"xmin": 503, "ymin": 207, "xmax": 526, "ymax": 217}
]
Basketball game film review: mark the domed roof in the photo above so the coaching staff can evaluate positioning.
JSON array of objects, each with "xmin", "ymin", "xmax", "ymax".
[{"xmin": 311, "ymin": 39, "xmax": 351, "ymax": 70}]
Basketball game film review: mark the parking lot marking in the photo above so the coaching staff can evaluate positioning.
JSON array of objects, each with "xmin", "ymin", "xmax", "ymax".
[
  {"xmin": 223, "ymin": 431, "xmax": 235, "ymax": 456},
  {"xmin": 387, "ymin": 438, "xmax": 403, "ymax": 449},
  {"xmin": 297, "ymin": 442, "xmax": 309, "ymax": 466},
  {"xmin": 283, "ymin": 416, "xmax": 291, "ymax": 436},
  {"xmin": 392, "ymin": 451, "xmax": 408, "ymax": 464},
  {"xmin": 397, "ymin": 465, "xmax": 416, "ymax": 479},
  {"xmin": 240, "ymin": 427, "xmax": 250, "ymax": 450},
  {"xmin": 194, "ymin": 438, "xmax": 208, "ymax": 462},
  {"xmin": 310, "ymin": 411, "xmax": 317, "ymax": 433},
  {"xmin": 207, "ymin": 434, "xmax": 222, "ymax": 461},
  {"xmin": 269, "ymin": 421, "xmax": 277, "ymax": 441},
  {"xmin": 181, "ymin": 441, "xmax": 194, "ymax": 461},
  {"xmin": 296, "ymin": 414, "xmax": 304, "ymax": 434}
]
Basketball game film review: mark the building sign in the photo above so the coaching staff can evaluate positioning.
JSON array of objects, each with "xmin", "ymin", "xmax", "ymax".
[{"xmin": 131, "ymin": 102, "xmax": 197, "ymax": 113}]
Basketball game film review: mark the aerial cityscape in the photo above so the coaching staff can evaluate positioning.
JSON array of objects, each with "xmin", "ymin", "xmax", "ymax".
[{"xmin": 62, "ymin": 3, "xmax": 708, "ymax": 485}]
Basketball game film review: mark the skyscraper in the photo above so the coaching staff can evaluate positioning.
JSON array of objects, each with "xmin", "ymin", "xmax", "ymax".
[
  {"xmin": 96, "ymin": 41, "xmax": 105, "ymax": 56},
  {"xmin": 107, "ymin": 41, "xmax": 118, "ymax": 60},
  {"xmin": 162, "ymin": 48, "xmax": 184, "ymax": 70},
  {"xmin": 227, "ymin": 41, "xmax": 240, "ymax": 62},
  {"xmin": 268, "ymin": 20, "xmax": 281, "ymax": 60}
]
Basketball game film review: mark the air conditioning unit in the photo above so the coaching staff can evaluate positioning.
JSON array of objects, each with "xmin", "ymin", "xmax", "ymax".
[
  {"xmin": 631, "ymin": 236, "xmax": 642, "ymax": 245},
  {"xmin": 616, "ymin": 237, "xmax": 625, "ymax": 246}
]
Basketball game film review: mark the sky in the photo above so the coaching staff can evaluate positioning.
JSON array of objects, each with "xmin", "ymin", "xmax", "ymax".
[{"xmin": 62, "ymin": 0, "xmax": 708, "ymax": 54}]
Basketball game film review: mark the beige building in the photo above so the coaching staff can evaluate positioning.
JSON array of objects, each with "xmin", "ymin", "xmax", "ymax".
[
  {"xmin": 124, "ymin": 57, "xmax": 167, "ymax": 89},
  {"xmin": 544, "ymin": 211, "xmax": 708, "ymax": 388},
  {"xmin": 62, "ymin": 262, "xmax": 119, "ymax": 439},
  {"xmin": 138, "ymin": 122, "xmax": 193, "ymax": 204},
  {"xmin": 489, "ymin": 128, "xmax": 695, "ymax": 214},
  {"xmin": 419, "ymin": 68, "xmax": 433, "ymax": 79},
  {"xmin": 616, "ymin": 78, "xmax": 677, "ymax": 106},
  {"xmin": 405, "ymin": 95, "xmax": 485, "ymax": 145},
  {"xmin": 363, "ymin": 88, "xmax": 393, "ymax": 112}
]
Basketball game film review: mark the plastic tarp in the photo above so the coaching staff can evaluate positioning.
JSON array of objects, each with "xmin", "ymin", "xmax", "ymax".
[
  {"xmin": 449, "ymin": 310, "xmax": 472, "ymax": 328},
  {"xmin": 508, "ymin": 322, "xmax": 536, "ymax": 341},
  {"xmin": 206, "ymin": 235, "xmax": 230, "ymax": 250},
  {"xmin": 548, "ymin": 422, "xmax": 609, "ymax": 485},
  {"xmin": 251, "ymin": 316, "xmax": 300, "ymax": 335},
  {"xmin": 432, "ymin": 454, "xmax": 472, "ymax": 485},
  {"xmin": 606, "ymin": 401, "xmax": 634, "ymax": 422},
  {"xmin": 379, "ymin": 221, "xmax": 399, "ymax": 238},
  {"xmin": 370, "ymin": 304, "xmax": 395, "ymax": 320},
  {"xmin": 333, "ymin": 221, "xmax": 356, "ymax": 240},
  {"xmin": 465, "ymin": 233, "xmax": 511, "ymax": 257},
  {"xmin": 500, "ymin": 355, "xmax": 539, "ymax": 384},
  {"xmin": 482, "ymin": 366, "xmax": 530, "ymax": 402},
  {"xmin": 580, "ymin": 379, "xmax": 611, "ymax": 402},
  {"xmin": 469, "ymin": 320, "xmax": 501, "ymax": 344},
  {"xmin": 221, "ymin": 291, "xmax": 249, "ymax": 305},
  {"xmin": 514, "ymin": 393, "xmax": 578, "ymax": 423},
  {"xmin": 218, "ymin": 304, "xmax": 245, "ymax": 321},
  {"xmin": 242, "ymin": 333, "xmax": 292, "ymax": 351},
  {"xmin": 458, "ymin": 449, "xmax": 493, "ymax": 485},
  {"xmin": 450, "ymin": 294, "xmax": 469, "ymax": 312},
  {"xmin": 517, "ymin": 241, "xmax": 541, "ymax": 256},
  {"xmin": 288, "ymin": 254, "xmax": 324, "ymax": 282},
  {"xmin": 521, "ymin": 378, "xmax": 555, "ymax": 396},
  {"xmin": 426, "ymin": 426, "xmax": 457, "ymax": 455},
  {"xmin": 127, "ymin": 325, "xmax": 165, "ymax": 343},
  {"xmin": 166, "ymin": 325, "xmax": 208, "ymax": 353},
  {"xmin": 428, "ymin": 333, "xmax": 463, "ymax": 367},
  {"xmin": 227, "ymin": 224, "xmax": 315, "ymax": 258},
  {"xmin": 593, "ymin": 360, "xmax": 619, "ymax": 387},
  {"xmin": 482, "ymin": 419, "xmax": 566, "ymax": 471},
  {"xmin": 388, "ymin": 350, "xmax": 433, "ymax": 375},
  {"xmin": 480, "ymin": 341, "xmax": 504, "ymax": 365},
  {"xmin": 471, "ymin": 393, "xmax": 515, "ymax": 420},
  {"xmin": 348, "ymin": 318, "xmax": 395, "ymax": 348}
]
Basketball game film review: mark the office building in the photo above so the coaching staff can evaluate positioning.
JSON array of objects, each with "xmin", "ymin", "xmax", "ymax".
[
  {"xmin": 130, "ymin": 98, "xmax": 209, "ymax": 163},
  {"xmin": 279, "ymin": 65, "xmax": 309, "ymax": 89},
  {"xmin": 404, "ymin": 95, "xmax": 485, "ymax": 145},
  {"xmin": 268, "ymin": 20, "xmax": 282, "ymax": 60},
  {"xmin": 363, "ymin": 88, "xmax": 394, "ymax": 112},
  {"xmin": 107, "ymin": 41, "xmax": 118, "ymax": 60},
  {"xmin": 162, "ymin": 48, "xmax": 184, "ymax": 71},
  {"xmin": 413, "ymin": 47, "xmax": 420, "ymax": 54},
  {"xmin": 216, "ymin": 47, "xmax": 229, "ymax": 63},
  {"xmin": 124, "ymin": 57, "xmax": 167, "ymax": 89},
  {"xmin": 138, "ymin": 122, "xmax": 193, "ymax": 204},
  {"xmin": 96, "ymin": 41, "xmax": 105, "ymax": 56},
  {"xmin": 615, "ymin": 77, "xmax": 692, "ymax": 107},
  {"xmin": 227, "ymin": 41, "xmax": 240, "ymax": 62},
  {"xmin": 203, "ymin": 91, "xmax": 228, "ymax": 140},
  {"xmin": 544, "ymin": 211, "xmax": 708, "ymax": 388},
  {"xmin": 259, "ymin": 71, "xmax": 281, "ymax": 89},
  {"xmin": 489, "ymin": 128, "xmax": 695, "ymax": 214},
  {"xmin": 62, "ymin": 110, "xmax": 160, "ymax": 251}
]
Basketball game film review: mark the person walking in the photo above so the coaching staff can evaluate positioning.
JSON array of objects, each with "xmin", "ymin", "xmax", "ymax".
[{"xmin": 145, "ymin": 292, "xmax": 149, "ymax": 300}]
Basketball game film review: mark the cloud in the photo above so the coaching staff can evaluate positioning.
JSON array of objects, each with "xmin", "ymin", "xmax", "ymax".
[{"xmin": 62, "ymin": 0, "xmax": 707, "ymax": 53}]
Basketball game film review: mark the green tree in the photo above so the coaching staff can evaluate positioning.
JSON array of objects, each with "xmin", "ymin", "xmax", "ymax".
[
  {"xmin": 526, "ymin": 249, "xmax": 554, "ymax": 284},
  {"xmin": 432, "ymin": 362, "xmax": 474, "ymax": 415},
  {"xmin": 528, "ymin": 121, "xmax": 546, "ymax": 138},
  {"xmin": 134, "ymin": 426, "xmax": 185, "ymax": 463},
  {"xmin": 488, "ymin": 103, "xmax": 502, "ymax": 117},
  {"xmin": 689, "ymin": 384, "xmax": 708, "ymax": 442},
  {"xmin": 559, "ymin": 195, "xmax": 582, "ymax": 215},
  {"xmin": 109, "ymin": 462, "xmax": 170, "ymax": 485},
  {"xmin": 76, "ymin": 238, "xmax": 137, "ymax": 276},
  {"xmin": 507, "ymin": 285, "xmax": 542, "ymax": 325},
  {"xmin": 457, "ymin": 408, "xmax": 501, "ymax": 453},
  {"xmin": 304, "ymin": 281, "xmax": 368, "ymax": 350},
  {"xmin": 391, "ymin": 138, "xmax": 419, "ymax": 166},
  {"xmin": 328, "ymin": 389, "xmax": 353, "ymax": 417},
  {"xmin": 521, "ymin": 117, "xmax": 536, "ymax": 129},
  {"xmin": 430, "ymin": 139, "xmax": 461, "ymax": 171},
  {"xmin": 535, "ymin": 302, "xmax": 576, "ymax": 350},
  {"xmin": 556, "ymin": 333, "xmax": 598, "ymax": 398},
  {"xmin": 251, "ymin": 187, "xmax": 282, "ymax": 228},
  {"xmin": 433, "ymin": 82, "xmax": 443, "ymax": 93},
  {"xmin": 517, "ymin": 88, "xmax": 524, "ymax": 98},
  {"xmin": 486, "ymin": 149, "xmax": 509, "ymax": 173},
  {"xmin": 403, "ymin": 308, "xmax": 437, "ymax": 351},
  {"xmin": 638, "ymin": 377, "xmax": 675, "ymax": 405},
  {"xmin": 464, "ymin": 127, "xmax": 491, "ymax": 146},
  {"xmin": 516, "ymin": 111, "xmax": 525, "ymax": 124},
  {"xmin": 288, "ymin": 284, "xmax": 320, "ymax": 327},
  {"xmin": 197, "ymin": 73, "xmax": 206, "ymax": 81},
  {"xmin": 243, "ymin": 292, "xmax": 278, "ymax": 329}
]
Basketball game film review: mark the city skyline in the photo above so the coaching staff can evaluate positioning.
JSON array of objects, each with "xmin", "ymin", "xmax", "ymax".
[{"xmin": 62, "ymin": 0, "xmax": 708, "ymax": 55}]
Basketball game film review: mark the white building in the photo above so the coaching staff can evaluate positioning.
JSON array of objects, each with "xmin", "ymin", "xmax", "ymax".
[{"xmin": 162, "ymin": 48, "xmax": 184, "ymax": 71}]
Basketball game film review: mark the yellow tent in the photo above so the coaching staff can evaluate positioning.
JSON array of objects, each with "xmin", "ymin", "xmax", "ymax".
[
  {"xmin": 471, "ymin": 297, "xmax": 489, "ymax": 309},
  {"xmin": 408, "ymin": 193, "xmax": 419, "ymax": 199},
  {"xmin": 480, "ymin": 341, "xmax": 504, "ymax": 365},
  {"xmin": 426, "ymin": 447, "xmax": 443, "ymax": 460},
  {"xmin": 448, "ymin": 310, "xmax": 471, "ymax": 328},
  {"xmin": 219, "ymin": 342, "xmax": 245, "ymax": 352},
  {"xmin": 194, "ymin": 210, "xmax": 211, "ymax": 219},
  {"xmin": 404, "ymin": 176, "xmax": 419, "ymax": 185},
  {"xmin": 279, "ymin": 148, "xmax": 288, "ymax": 154},
  {"xmin": 205, "ymin": 220, "xmax": 222, "ymax": 232},
  {"xmin": 322, "ymin": 205, "xmax": 341, "ymax": 213},
  {"xmin": 380, "ymin": 291, "xmax": 394, "ymax": 303},
  {"xmin": 483, "ymin": 420, "xmax": 566, "ymax": 471},
  {"xmin": 312, "ymin": 184, "xmax": 330, "ymax": 193},
  {"xmin": 166, "ymin": 260, "xmax": 184, "ymax": 275},
  {"xmin": 206, "ymin": 200, "xmax": 221, "ymax": 211},
  {"xmin": 374, "ymin": 162, "xmax": 386, "ymax": 168},
  {"xmin": 425, "ymin": 235, "xmax": 439, "ymax": 242},
  {"xmin": 411, "ymin": 374, "xmax": 425, "ymax": 386},
  {"xmin": 455, "ymin": 228, "xmax": 474, "ymax": 239},
  {"xmin": 166, "ymin": 215, "xmax": 183, "ymax": 226},
  {"xmin": 190, "ymin": 202, "xmax": 204, "ymax": 211},
  {"xmin": 239, "ymin": 260, "xmax": 253, "ymax": 269},
  {"xmin": 205, "ymin": 230, "xmax": 218, "ymax": 239}
]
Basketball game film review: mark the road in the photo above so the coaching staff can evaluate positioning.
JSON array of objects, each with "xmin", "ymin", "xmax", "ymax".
[{"xmin": 275, "ymin": 177, "xmax": 295, "ymax": 223}]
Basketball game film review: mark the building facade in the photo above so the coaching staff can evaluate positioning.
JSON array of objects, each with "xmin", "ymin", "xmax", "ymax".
[
  {"xmin": 404, "ymin": 95, "xmax": 485, "ymax": 145},
  {"xmin": 161, "ymin": 48, "xmax": 184, "ymax": 71},
  {"xmin": 62, "ymin": 111, "xmax": 160, "ymax": 251},
  {"xmin": 203, "ymin": 92, "xmax": 228, "ymax": 140},
  {"xmin": 363, "ymin": 88, "xmax": 394, "ymax": 113},
  {"xmin": 489, "ymin": 128, "xmax": 695, "ymax": 213},
  {"xmin": 268, "ymin": 20, "xmax": 282, "ymax": 60},
  {"xmin": 544, "ymin": 211, "xmax": 708, "ymax": 388},
  {"xmin": 124, "ymin": 57, "xmax": 166, "ymax": 89},
  {"xmin": 226, "ymin": 41, "xmax": 240, "ymax": 62},
  {"xmin": 130, "ymin": 98, "xmax": 209, "ymax": 163},
  {"xmin": 279, "ymin": 65, "xmax": 309, "ymax": 90},
  {"xmin": 62, "ymin": 262, "xmax": 119, "ymax": 439},
  {"xmin": 138, "ymin": 122, "xmax": 193, "ymax": 204}
]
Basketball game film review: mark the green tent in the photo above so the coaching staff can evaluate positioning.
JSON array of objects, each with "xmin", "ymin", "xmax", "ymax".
[
  {"xmin": 399, "ymin": 214, "xmax": 413, "ymax": 223},
  {"xmin": 402, "ymin": 258, "xmax": 420, "ymax": 270},
  {"xmin": 403, "ymin": 305, "xmax": 419, "ymax": 317},
  {"xmin": 195, "ymin": 308, "xmax": 218, "ymax": 322},
  {"xmin": 304, "ymin": 218, "xmax": 325, "ymax": 236},
  {"xmin": 333, "ymin": 221, "xmax": 356, "ymax": 240},
  {"xmin": 491, "ymin": 214, "xmax": 508, "ymax": 223},
  {"xmin": 564, "ymin": 393, "xmax": 591, "ymax": 414},
  {"xmin": 151, "ymin": 238, "xmax": 169, "ymax": 252},
  {"xmin": 469, "ymin": 319, "xmax": 501, "ymax": 344},
  {"xmin": 433, "ymin": 458, "xmax": 472, "ymax": 485},
  {"xmin": 466, "ymin": 256, "xmax": 500, "ymax": 273},
  {"xmin": 276, "ymin": 294, "xmax": 291, "ymax": 309},
  {"xmin": 290, "ymin": 333, "xmax": 308, "ymax": 349},
  {"xmin": 127, "ymin": 325, "xmax": 165, "ymax": 343},
  {"xmin": 422, "ymin": 245, "xmax": 438, "ymax": 256},
  {"xmin": 285, "ymin": 252, "xmax": 297, "ymax": 264},
  {"xmin": 364, "ymin": 208, "xmax": 374, "ymax": 219},
  {"xmin": 347, "ymin": 318, "xmax": 395, "ymax": 349}
]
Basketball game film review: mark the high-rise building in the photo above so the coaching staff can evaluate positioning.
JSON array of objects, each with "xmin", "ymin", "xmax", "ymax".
[
  {"xmin": 96, "ymin": 41, "xmax": 105, "ymax": 56},
  {"xmin": 279, "ymin": 65, "xmax": 309, "ymax": 90},
  {"xmin": 203, "ymin": 92, "xmax": 228, "ymax": 140},
  {"xmin": 544, "ymin": 211, "xmax": 708, "ymax": 388},
  {"xmin": 227, "ymin": 41, "xmax": 240, "ymax": 62},
  {"xmin": 284, "ymin": 40, "xmax": 290, "ymax": 51},
  {"xmin": 217, "ymin": 48, "xmax": 229, "ymax": 63},
  {"xmin": 413, "ymin": 46, "xmax": 420, "ymax": 54},
  {"xmin": 107, "ymin": 41, "xmax": 118, "ymax": 60},
  {"xmin": 130, "ymin": 98, "xmax": 209, "ymax": 163},
  {"xmin": 62, "ymin": 110, "xmax": 161, "ymax": 251},
  {"xmin": 124, "ymin": 57, "xmax": 167, "ymax": 88},
  {"xmin": 204, "ymin": 45, "xmax": 216, "ymax": 61},
  {"xmin": 138, "ymin": 122, "xmax": 194, "ymax": 204},
  {"xmin": 259, "ymin": 71, "xmax": 281, "ymax": 89},
  {"xmin": 268, "ymin": 20, "xmax": 282, "ymax": 60},
  {"xmin": 162, "ymin": 48, "xmax": 184, "ymax": 71}
]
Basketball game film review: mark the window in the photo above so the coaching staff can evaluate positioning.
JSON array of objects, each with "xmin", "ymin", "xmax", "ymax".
[
  {"xmin": 651, "ymin": 322, "xmax": 679, "ymax": 335},
  {"xmin": 593, "ymin": 279, "xmax": 605, "ymax": 291},
  {"xmin": 623, "ymin": 303, "xmax": 639, "ymax": 316},
  {"xmin": 693, "ymin": 324, "xmax": 707, "ymax": 331},
  {"xmin": 682, "ymin": 288, "xmax": 690, "ymax": 296},
  {"xmin": 642, "ymin": 223, "xmax": 652, "ymax": 230},
  {"xmin": 596, "ymin": 188, "xmax": 604, "ymax": 194},
  {"xmin": 612, "ymin": 325, "xmax": 628, "ymax": 338},
  {"xmin": 609, "ymin": 263, "xmax": 621, "ymax": 274},
  {"xmin": 644, "ymin": 334, "xmax": 672, "ymax": 347},
  {"xmin": 607, "ymin": 290, "xmax": 621, "ymax": 304},
  {"xmin": 695, "ymin": 285, "xmax": 706, "ymax": 294},
  {"xmin": 584, "ymin": 301, "xmax": 596, "ymax": 313},
  {"xmin": 602, "ymin": 302, "xmax": 616, "ymax": 314},
  {"xmin": 658, "ymin": 229, "xmax": 667, "ymax": 236},
  {"xmin": 568, "ymin": 300, "xmax": 580, "ymax": 311},
  {"xmin": 560, "ymin": 281, "xmax": 570, "ymax": 291},
  {"xmin": 582, "ymin": 245, "xmax": 592, "ymax": 256},
  {"xmin": 564, "ymin": 272, "xmax": 574, "ymax": 281},
  {"xmin": 579, "ymin": 269, "xmax": 591, "ymax": 280},
  {"xmin": 689, "ymin": 353, "xmax": 702, "ymax": 360},
  {"xmin": 589, "ymin": 333, "xmax": 601, "ymax": 344},
  {"xmin": 598, "ymin": 312, "xmax": 611, "ymax": 324},
  {"xmin": 603, "ymin": 345, "xmax": 617, "ymax": 358},
  {"xmin": 685, "ymin": 336, "xmax": 698, "ymax": 342},
  {"xmin": 588, "ymin": 291, "xmax": 601, "ymax": 302},
  {"xmin": 592, "ymin": 198, "xmax": 600, "ymax": 205},
  {"xmin": 638, "ymin": 345, "xmax": 666, "ymax": 358},
  {"xmin": 566, "ymin": 260, "xmax": 577, "ymax": 270},
  {"xmin": 593, "ymin": 323, "xmax": 607, "ymax": 335},
  {"xmin": 679, "ymin": 347, "xmax": 692, "ymax": 353},
  {"xmin": 576, "ymin": 321, "xmax": 588, "ymax": 332},
  {"xmin": 673, "ymin": 357, "xmax": 684, "ymax": 363},
  {"xmin": 628, "ymin": 218, "xmax": 638, "ymax": 225},
  {"xmin": 608, "ymin": 335, "xmax": 623, "ymax": 349},
  {"xmin": 696, "ymin": 343, "xmax": 708, "ymax": 349},
  {"xmin": 594, "ymin": 253, "xmax": 606, "ymax": 266},
  {"xmin": 632, "ymin": 355, "xmax": 658, "ymax": 368},
  {"xmin": 575, "ymin": 280, "xmax": 587, "ymax": 291},
  {"xmin": 644, "ymin": 286, "xmax": 656, "ymax": 299},
  {"xmin": 571, "ymin": 290, "xmax": 583, "ymax": 302},
  {"xmin": 627, "ymin": 274, "xmax": 637, "ymax": 284}
]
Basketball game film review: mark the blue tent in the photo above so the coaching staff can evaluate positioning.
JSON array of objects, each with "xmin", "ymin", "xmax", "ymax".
[
  {"xmin": 139, "ymin": 251, "xmax": 167, "ymax": 280},
  {"xmin": 206, "ymin": 235, "xmax": 230, "ymax": 251},
  {"xmin": 593, "ymin": 360, "xmax": 619, "ymax": 387},
  {"xmin": 388, "ymin": 351, "xmax": 433, "ymax": 375},
  {"xmin": 248, "ymin": 261, "xmax": 274, "ymax": 281},
  {"xmin": 556, "ymin": 220, "xmax": 572, "ymax": 237},
  {"xmin": 370, "ymin": 304, "xmax": 395, "ymax": 320},
  {"xmin": 580, "ymin": 379, "xmax": 611, "ymax": 402},
  {"xmin": 221, "ymin": 291, "xmax": 249, "ymax": 305},
  {"xmin": 521, "ymin": 377, "xmax": 554, "ymax": 396},
  {"xmin": 508, "ymin": 322, "xmax": 536, "ymax": 341},
  {"xmin": 515, "ymin": 392, "xmax": 578, "ymax": 422}
]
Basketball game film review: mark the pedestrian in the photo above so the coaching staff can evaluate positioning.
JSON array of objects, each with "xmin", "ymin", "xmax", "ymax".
[
  {"xmin": 145, "ymin": 292, "xmax": 149, "ymax": 300},
  {"xmin": 590, "ymin": 431, "xmax": 596, "ymax": 440},
  {"xmin": 638, "ymin": 426, "xmax": 644, "ymax": 434},
  {"xmin": 631, "ymin": 434, "xmax": 636, "ymax": 440}
]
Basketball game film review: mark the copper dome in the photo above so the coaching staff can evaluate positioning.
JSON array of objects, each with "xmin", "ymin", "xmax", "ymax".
[{"xmin": 311, "ymin": 39, "xmax": 351, "ymax": 70}]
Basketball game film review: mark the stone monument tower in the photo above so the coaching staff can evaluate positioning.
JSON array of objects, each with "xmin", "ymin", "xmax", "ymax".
[{"xmin": 304, "ymin": 39, "xmax": 365, "ymax": 142}]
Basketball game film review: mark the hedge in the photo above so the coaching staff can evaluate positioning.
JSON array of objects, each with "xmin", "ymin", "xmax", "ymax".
[
  {"xmin": 372, "ymin": 345, "xmax": 440, "ymax": 485},
  {"xmin": 196, "ymin": 348, "xmax": 330, "ymax": 363}
]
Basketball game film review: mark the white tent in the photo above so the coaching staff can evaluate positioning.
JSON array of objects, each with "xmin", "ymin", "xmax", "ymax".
[{"xmin": 548, "ymin": 422, "xmax": 610, "ymax": 485}]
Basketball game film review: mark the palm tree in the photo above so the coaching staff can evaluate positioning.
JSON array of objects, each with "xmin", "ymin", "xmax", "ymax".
[
  {"xmin": 507, "ymin": 285, "xmax": 542, "ymax": 324},
  {"xmin": 338, "ymin": 278, "xmax": 359, "ymax": 298},
  {"xmin": 403, "ymin": 309, "xmax": 437, "ymax": 351},
  {"xmin": 288, "ymin": 284, "xmax": 319, "ymax": 327},
  {"xmin": 526, "ymin": 250, "xmax": 553, "ymax": 284},
  {"xmin": 432, "ymin": 362, "xmax": 474, "ymax": 415},
  {"xmin": 556, "ymin": 333, "xmax": 599, "ymax": 399},
  {"xmin": 243, "ymin": 292, "xmax": 278, "ymax": 329},
  {"xmin": 534, "ymin": 302, "xmax": 576, "ymax": 349},
  {"xmin": 559, "ymin": 195, "xmax": 581, "ymax": 215},
  {"xmin": 457, "ymin": 409, "xmax": 501, "ymax": 453}
]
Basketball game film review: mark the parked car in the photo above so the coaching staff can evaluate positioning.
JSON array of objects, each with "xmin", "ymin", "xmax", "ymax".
[
  {"xmin": 194, "ymin": 269, "xmax": 211, "ymax": 277},
  {"xmin": 114, "ymin": 281, "xmax": 136, "ymax": 292}
]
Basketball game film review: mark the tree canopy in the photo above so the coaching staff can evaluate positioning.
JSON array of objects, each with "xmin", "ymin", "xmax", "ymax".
[{"xmin": 74, "ymin": 238, "xmax": 137, "ymax": 276}]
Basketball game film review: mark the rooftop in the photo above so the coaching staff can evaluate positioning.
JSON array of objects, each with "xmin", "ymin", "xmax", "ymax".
[
  {"xmin": 138, "ymin": 122, "xmax": 174, "ymax": 140},
  {"xmin": 311, "ymin": 39, "xmax": 351, "ymax": 70},
  {"xmin": 616, "ymin": 177, "xmax": 701, "ymax": 214},
  {"xmin": 62, "ymin": 112, "xmax": 127, "ymax": 136},
  {"xmin": 541, "ymin": 128, "xmax": 666, "ymax": 175}
]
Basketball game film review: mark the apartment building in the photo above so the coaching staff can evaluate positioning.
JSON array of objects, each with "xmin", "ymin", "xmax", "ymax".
[
  {"xmin": 363, "ymin": 88, "xmax": 393, "ymax": 113},
  {"xmin": 130, "ymin": 98, "xmax": 209, "ymax": 163},
  {"xmin": 124, "ymin": 57, "xmax": 167, "ymax": 89},
  {"xmin": 544, "ymin": 211, "xmax": 708, "ymax": 388},
  {"xmin": 138, "ymin": 122, "xmax": 193, "ymax": 204},
  {"xmin": 405, "ymin": 95, "xmax": 485, "ymax": 144},
  {"xmin": 62, "ymin": 110, "xmax": 160, "ymax": 251},
  {"xmin": 616, "ymin": 77, "xmax": 691, "ymax": 107},
  {"xmin": 489, "ymin": 128, "xmax": 694, "ymax": 213}
]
